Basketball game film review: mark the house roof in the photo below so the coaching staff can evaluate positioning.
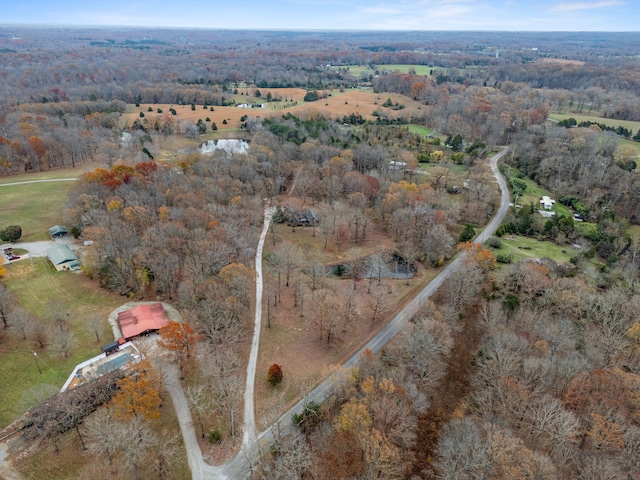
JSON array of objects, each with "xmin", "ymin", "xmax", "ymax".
[
  {"xmin": 117, "ymin": 303, "xmax": 169, "ymax": 340},
  {"xmin": 46, "ymin": 244, "xmax": 78, "ymax": 265},
  {"xmin": 49, "ymin": 225, "xmax": 69, "ymax": 236}
]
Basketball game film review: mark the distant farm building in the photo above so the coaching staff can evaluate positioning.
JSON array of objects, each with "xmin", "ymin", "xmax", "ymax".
[
  {"xmin": 117, "ymin": 302, "xmax": 169, "ymax": 341},
  {"xmin": 540, "ymin": 196, "xmax": 556, "ymax": 210},
  {"xmin": 46, "ymin": 244, "xmax": 80, "ymax": 271},
  {"xmin": 48, "ymin": 225, "xmax": 69, "ymax": 238}
]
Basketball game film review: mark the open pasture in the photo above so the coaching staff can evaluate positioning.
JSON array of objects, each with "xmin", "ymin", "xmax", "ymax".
[
  {"xmin": 550, "ymin": 112, "xmax": 640, "ymax": 135},
  {"xmin": 0, "ymin": 181, "xmax": 75, "ymax": 242},
  {"xmin": 124, "ymin": 88, "xmax": 425, "ymax": 131}
]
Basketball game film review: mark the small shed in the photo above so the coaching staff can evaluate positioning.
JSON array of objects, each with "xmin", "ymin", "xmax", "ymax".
[
  {"xmin": 102, "ymin": 341, "xmax": 120, "ymax": 356},
  {"xmin": 49, "ymin": 225, "xmax": 69, "ymax": 238},
  {"xmin": 46, "ymin": 244, "xmax": 80, "ymax": 271}
]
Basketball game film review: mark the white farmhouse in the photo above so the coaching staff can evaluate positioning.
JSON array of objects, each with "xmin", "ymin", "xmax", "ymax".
[{"xmin": 540, "ymin": 196, "xmax": 555, "ymax": 210}]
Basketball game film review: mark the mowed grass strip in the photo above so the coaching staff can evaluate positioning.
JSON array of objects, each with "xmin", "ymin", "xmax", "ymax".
[
  {"xmin": 0, "ymin": 258, "xmax": 124, "ymax": 428},
  {"xmin": 0, "ymin": 181, "xmax": 75, "ymax": 242}
]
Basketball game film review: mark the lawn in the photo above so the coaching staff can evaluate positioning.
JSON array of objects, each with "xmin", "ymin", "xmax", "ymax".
[
  {"xmin": 407, "ymin": 124, "xmax": 435, "ymax": 136},
  {"xmin": 493, "ymin": 235, "xmax": 578, "ymax": 264},
  {"xmin": 0, "ymin": 181, "xmax": 76, "ymax": 242},
  {"xmin": 338, "ymin": 64, "xmax": 449, "ymax": 77},
  {"xmin": 0, "ymin": 258, "xmax": 124, "ymax": 428},
  {"xmin": 506, "ymin": 169, "xmax": 572, "ymax": 217},
  {"xmin": 628, "ymin": 224, "xmax": 640, "ymax": 240},
  {"xmin": 0, "ymin": 167, "xmax": 82, "ymax": 185},
  {"xmin": 619, "ymin": 138, "xmax": 640, "ymax": 156},
  {"xmin": 420, "ymin": 162, "xmax": 469, "ymax": 177}
]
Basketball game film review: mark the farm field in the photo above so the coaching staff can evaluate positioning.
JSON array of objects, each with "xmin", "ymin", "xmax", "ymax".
[
  {"xmin": 550, "ymin": 112, "xmax": 640, "ymax": 135},
  {"xmin": 124, "ymin": 88, "xmax": 425, "ymax": 133},
  {"xmin": 338, "ymin": 64, "xmax": 448, "ymax": 76}
]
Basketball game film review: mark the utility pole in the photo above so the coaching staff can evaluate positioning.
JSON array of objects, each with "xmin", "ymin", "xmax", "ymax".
[{"xmin": 33, "ymin": 351, "xmax": 42, "ymax": 374}]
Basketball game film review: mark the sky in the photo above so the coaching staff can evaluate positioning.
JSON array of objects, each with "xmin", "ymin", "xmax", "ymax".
[{"xmin": 1, "ymin": 0, "xmax": 637, "ymax": 31}]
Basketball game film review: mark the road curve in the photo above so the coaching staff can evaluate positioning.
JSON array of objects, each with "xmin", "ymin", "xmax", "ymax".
[{"xmin": 215, "ymin": 147, "xmax": 511, "ymax": 478}]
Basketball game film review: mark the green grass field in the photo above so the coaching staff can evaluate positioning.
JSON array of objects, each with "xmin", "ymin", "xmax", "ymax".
[
  {"xmin": 420, "ymin": 163, "xmax": 469, "ymax": 177},
  {"xmin": 493, "ymin": 235, "xmax": 577, "ymax": 264},
  {"xmin": 338, "ymin": 64, "xmax": 447, "ymax": 77},
  {"xmin": 0, "ymin": 181, "xmax": 76, "ymax": 242},
  {"xmin": 407, "ymin": 124, "xmax": 435, "ymax": 136},
  {"xmin": 336, "ymin": 65, "xmax": 374, "ymax": 77},
  {"xmin": 377, "ymin": 64, "xmax": 441, "ymax": 76}
]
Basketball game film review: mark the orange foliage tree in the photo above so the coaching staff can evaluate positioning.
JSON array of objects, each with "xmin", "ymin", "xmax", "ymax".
[
  {"xmin": 457, "ymin": 241, "xmax": 496, "ymax": 272},
  {"xmin": 109, "ymin": 362, "xmax": 161, "ymax": 421},
  {"xmin": 158, "ymin": 321, "xmax": 200, "ymax": 379}
]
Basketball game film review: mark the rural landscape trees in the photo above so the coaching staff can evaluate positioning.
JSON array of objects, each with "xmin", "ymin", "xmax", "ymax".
[{"xmin": 1, "ymin": 26, "xmax": 640, "ymax": 480}]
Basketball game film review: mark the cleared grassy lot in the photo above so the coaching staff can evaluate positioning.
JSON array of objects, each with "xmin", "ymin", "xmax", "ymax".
[
  {"xmin": 493, "ymin": 234, "xmax": 577, "ymax": 264},
  {"xmin": 0, "ymin": 181, "xmax": 76, "ymax": 242},
  {"xmin": 1, "ymin": 258, "xmax": 124, "ymax": 428},
  {"xmin": 407, "ymin": 124, "xmax": 435, "ymax": 136}
]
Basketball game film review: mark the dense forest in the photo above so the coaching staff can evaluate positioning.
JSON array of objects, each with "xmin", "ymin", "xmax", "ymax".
[{"xmin": 2, "ymin": 27, "xmax": 640, "ymax": 479}]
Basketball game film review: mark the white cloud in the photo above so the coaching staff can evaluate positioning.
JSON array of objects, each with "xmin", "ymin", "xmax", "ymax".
[{"xmin": 551, "ymin": 0, "xmax": 626, "ymax": 12}]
